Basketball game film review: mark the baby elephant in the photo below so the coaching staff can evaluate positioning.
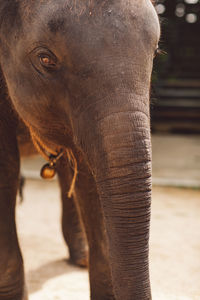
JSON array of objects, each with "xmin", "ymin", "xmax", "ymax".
[{"xmin": 0, "ymin": 0, "xmax": 160, "ymax": 299}]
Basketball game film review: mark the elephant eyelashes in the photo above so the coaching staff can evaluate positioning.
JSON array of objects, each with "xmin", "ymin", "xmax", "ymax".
[{"xmin": 154, "ymin": 47, "xmax": 165, "ymax": 58}]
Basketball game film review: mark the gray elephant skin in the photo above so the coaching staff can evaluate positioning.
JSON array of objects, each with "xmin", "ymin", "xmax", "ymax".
[{"xmin": 0, "ymin": 0, "xmax": 160, "ymax": 299}]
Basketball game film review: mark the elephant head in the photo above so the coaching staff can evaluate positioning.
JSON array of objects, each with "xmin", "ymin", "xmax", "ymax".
[{"xmin": 0, "ymin": 0, "xmax": 160, "ymax": 299}]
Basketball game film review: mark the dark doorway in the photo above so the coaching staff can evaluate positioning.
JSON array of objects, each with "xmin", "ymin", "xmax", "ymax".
[{"xmin": 152, "ymin": 0, "xmax": 200, "ymax": 133}]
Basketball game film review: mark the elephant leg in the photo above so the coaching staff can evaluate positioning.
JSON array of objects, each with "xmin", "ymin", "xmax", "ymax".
[
  {"xmin": 56, "ymin": 157, "xmax": 88, "ymax": 268},
  {"xmin": 0, "ymin": 116, "xmax": 26, "ymax": 299},
  {"xmin": 73, "ymin": 158, "xmax": 115, "ymax": 300}
]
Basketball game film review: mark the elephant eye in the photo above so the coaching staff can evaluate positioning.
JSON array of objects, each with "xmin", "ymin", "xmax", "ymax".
[
  {"xmin": 29, "ymin": 47, "xmax": 60, "ymax": 76},
  {"xmin": 38, "ymin": 53, "xmax": 57, "ymax": 68}
]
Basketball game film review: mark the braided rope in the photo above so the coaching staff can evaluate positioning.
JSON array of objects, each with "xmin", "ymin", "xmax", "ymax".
[
  {"xmin": 30, "ymin": 129, "xmax": 57, "ymax": 160},
  {"xmin": 66, "ymin": 149, "xmax": 78, "ymax": 198}
]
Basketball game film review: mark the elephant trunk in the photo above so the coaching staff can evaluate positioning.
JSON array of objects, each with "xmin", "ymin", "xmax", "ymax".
[{"xmin": 89, "ymin": 108, "xmax": 152, "ymax": 299}]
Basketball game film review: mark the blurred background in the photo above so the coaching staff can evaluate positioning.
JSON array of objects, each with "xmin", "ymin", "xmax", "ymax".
[
  {"xmin": 153, "ymin": 0, "xmax": 200, "ymax": 135},
  {"xmin": 18, "ymin": 1, "xmax": 200, "ymax": 299},
  {"xmin": 151, "ymin": 0, "xmax": 200, "ymax": 188}
]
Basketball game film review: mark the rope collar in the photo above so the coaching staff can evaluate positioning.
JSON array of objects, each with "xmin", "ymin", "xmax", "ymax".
[{"xmin": 30, "ymin": 129, "xmax": 77, "ymax": 198}]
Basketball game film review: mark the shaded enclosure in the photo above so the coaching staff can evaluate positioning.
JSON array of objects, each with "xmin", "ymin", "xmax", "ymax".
[{"xmin": 152, "ymin": 0, "xmax": 200, "ymax": 133}]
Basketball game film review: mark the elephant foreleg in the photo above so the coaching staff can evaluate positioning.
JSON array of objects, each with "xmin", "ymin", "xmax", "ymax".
[
  {"xmin": 71, "ymin": 157, "xmax": 115, "ymax": 300},
  {"xmin": 0, "ymin": 110, "xmax": 26, "ymax": 299},
  {"xmin": 56, "ymin": 157, "xmax": 88, "ymax": 268}
]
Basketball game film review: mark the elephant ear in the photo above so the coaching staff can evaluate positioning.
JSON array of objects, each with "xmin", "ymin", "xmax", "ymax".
[
  {"xmin": 0, "ymin": 1, "xmax": 22, "ymax": 70},
  {"xmin": 0, "ymin": 1, "xmax": 21, "ymax": 36}
]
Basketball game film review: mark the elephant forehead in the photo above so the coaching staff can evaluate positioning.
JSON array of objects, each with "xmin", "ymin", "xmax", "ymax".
[{"xmin": 21, "ymin": 0, "xmax": 159, "ymax": 40}]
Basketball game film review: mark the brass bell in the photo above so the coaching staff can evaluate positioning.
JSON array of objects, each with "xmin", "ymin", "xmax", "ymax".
[{"xmin": 40, "ymin": 163, "xmax": 56, "ymax": 179}]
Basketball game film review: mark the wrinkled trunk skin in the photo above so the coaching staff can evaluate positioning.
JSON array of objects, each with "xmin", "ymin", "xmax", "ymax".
[
  {"xmin": 79, "ymin": 101, "xmax": 152, "ymax": 299},
  {"xmin": 98, "ymin": 113, "xmax": 151, "ymax": 299},
  {"xmin": 100, "ymin": 118, "xmax": 151, "ymax": 300}
]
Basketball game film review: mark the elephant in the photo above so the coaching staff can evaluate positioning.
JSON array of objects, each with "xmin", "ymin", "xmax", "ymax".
[{"xmin": 0, "ymin": 1, "xmax": 160, "ymax": 299}]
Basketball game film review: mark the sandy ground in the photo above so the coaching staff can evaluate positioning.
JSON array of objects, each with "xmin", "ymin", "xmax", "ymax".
[
  {"xmin": 152, "ymin": 135, "xmax": 200, "ymax": 188},
  {"xmin": 16, "ymin": 180, "xmax": 200, "ymax": 300}
]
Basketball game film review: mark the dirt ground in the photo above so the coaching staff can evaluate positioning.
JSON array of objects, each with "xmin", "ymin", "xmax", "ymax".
[{"xmin": 16, "ymin": 179, "xmax": 200, "ymax": 300}]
